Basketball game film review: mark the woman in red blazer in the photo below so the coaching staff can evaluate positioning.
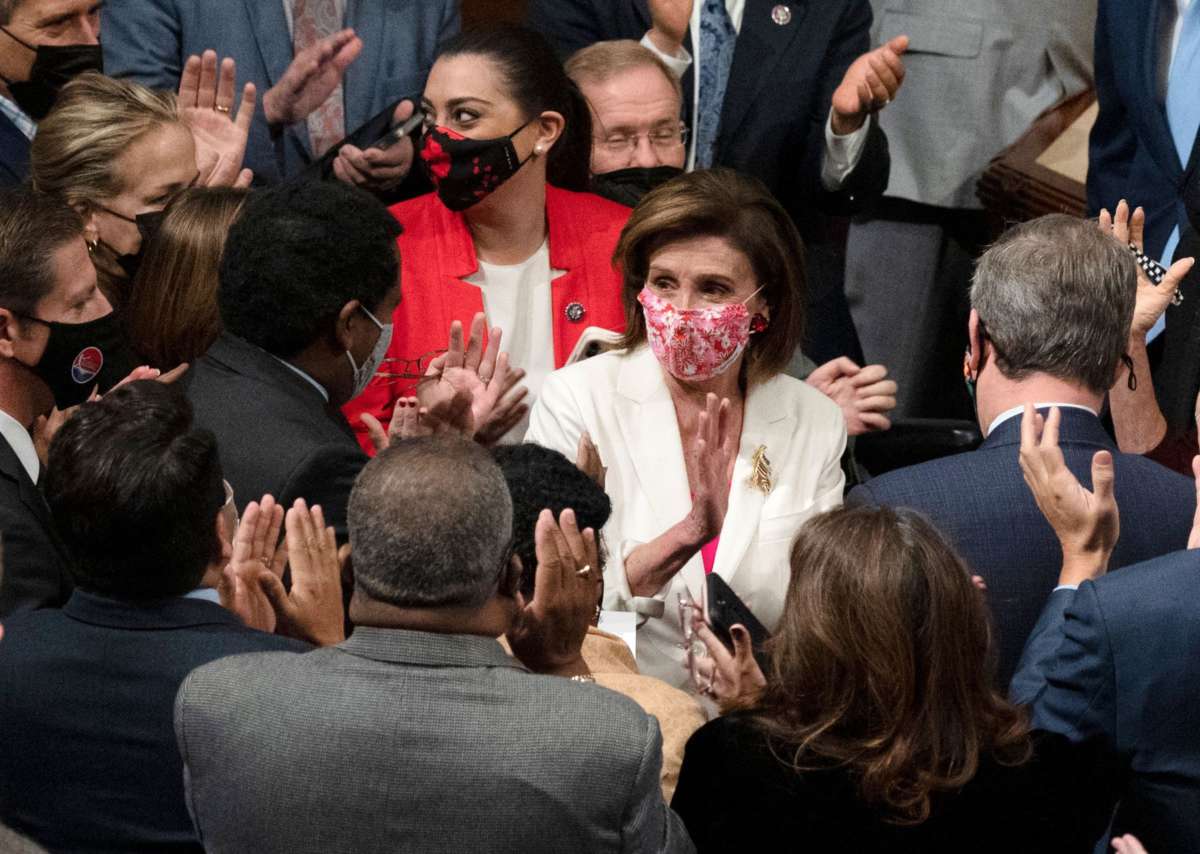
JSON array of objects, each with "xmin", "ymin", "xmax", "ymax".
[{"xmin": 343, "ymin": 26, "xmax": 629, "ymax": 451}]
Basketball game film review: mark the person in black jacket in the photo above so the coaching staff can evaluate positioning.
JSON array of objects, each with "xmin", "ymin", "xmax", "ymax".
[
  {"xmin": 184, "ymin": 179, "xmax": 402, "ymax": 540},
  {"xmin": 0, "ymin": 380, "xmax": 316, "ymax": 852},
  {"xmin": 673, "ymin": 505, "xmax": 1111, "ymax": 853}
]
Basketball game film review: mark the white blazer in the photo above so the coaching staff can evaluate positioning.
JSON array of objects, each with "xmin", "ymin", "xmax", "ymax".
[{"xmin": 526, "ymin": 346, "xmax": 847, "ymax": 691}]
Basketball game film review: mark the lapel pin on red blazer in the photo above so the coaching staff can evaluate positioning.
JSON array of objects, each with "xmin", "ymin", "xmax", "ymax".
[{"xmin": 565, "ymin": 302, "xmax": 586, "ymax": 322}]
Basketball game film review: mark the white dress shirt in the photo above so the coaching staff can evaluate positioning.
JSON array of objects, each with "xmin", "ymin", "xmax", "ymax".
[
  {"xmin": 0, "ymin": 408, "xmax": 39, "ymax": 483},
  {"xmin": 527, "ymin": 345, "xmax": 847, "ymax": 691},
  {"xmin": 465, "ymin": 240, "xmax": 562, "ymax": 442},
  {"xmin": 985, "ymin": 402, "xmax": 1098, "ymax": 437},
  {"xmin": 0, "ymin": 93, "xmax": 35, "ymax": 141},
  {"xmin": 272, "ymin": 355, "xmax": 330, "ymax": 403},
  {"xmin": 640, "ymin": 0, "xmax": 869, "ymax": 188}
]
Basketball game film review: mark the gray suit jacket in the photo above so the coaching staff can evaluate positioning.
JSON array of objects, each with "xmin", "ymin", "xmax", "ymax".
[
  {"xmin": 101, "ymin": 0, "xmax": 458, "ymax": 183},
  {"xmin": 174, "ymin": 627, "xmax": 695, "ymax": 854},
  {"xmin": 869, "ymin": 0, "xmax": 1094, "ymax": 208}
]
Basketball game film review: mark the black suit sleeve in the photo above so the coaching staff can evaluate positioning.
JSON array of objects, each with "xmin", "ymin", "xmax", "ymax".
[
  {"xmin": 804, "ymin": 0, "xmax": 890, "ymax": 217},
  {"xmin": 526, "ymin": 0, "xmax": 637, "ymax": 59},
  {"xmin": 278, "ymin": 444, "xmax": 367, "ymax": 543},
  {"xmin": 0, "ymin": 499, "xmax": 71, "ymax": 616}
]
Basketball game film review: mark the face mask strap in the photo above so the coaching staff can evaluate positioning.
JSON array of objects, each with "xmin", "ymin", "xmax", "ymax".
[{"xmin": 0, "ymin": 26, "xmax": 36, "ymax": 53}]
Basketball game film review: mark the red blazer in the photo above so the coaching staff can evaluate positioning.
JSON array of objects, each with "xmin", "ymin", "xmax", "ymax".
[{"xmin": 343, "ymin": 185, "xmax": 631, "ymax": 452}]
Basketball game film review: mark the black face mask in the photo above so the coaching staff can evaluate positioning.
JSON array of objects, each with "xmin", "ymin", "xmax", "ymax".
[
  {"xmin": 17, "ymin": 310, "xmax": 137, "ymax": 409},
  {"xmin": 590, "ymin": 165, "xmax": 685, "ymax": 208},
  {"xmin": 418, "ymin": 119, "xmax": 534, "ymax": 212},
  {"xmin": 0, "ymin": 27, "xmax": 103, "ymax": 120},
  {"xmin": 97, "ymin": 208, "xmax": 165, "ymax": 281}
]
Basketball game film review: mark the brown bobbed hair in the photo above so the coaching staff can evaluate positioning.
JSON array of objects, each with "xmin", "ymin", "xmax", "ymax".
[
  {"xmin": 613, "ymin": 168, "xmax": 806, "ymax": 386},
  {"xmin": 753, "ymin": 505, "xmax": 1031, "ymax": 825},
  {"xmin": 124, "ymin": 187, "xmax": 249, "ymax": 367}
]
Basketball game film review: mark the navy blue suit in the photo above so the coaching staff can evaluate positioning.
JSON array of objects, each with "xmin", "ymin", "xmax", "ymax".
[
  {"xmin": 101, "ymin": 0, "xmax": 458, "ymax": 184},
  {"xmin": 0, "ymin": 590, "xmax": 309, "ymax": 852},
  {"xmin": 1011, "ymin": 550, "xmax": 1200, "ymax": 852},
  {"xmin": 847, "ymin": 408, "xmax": 1195, "ymax": 685},
  {"xmin": 527, "ymin": 0, "xmax": 890, "ymax": 363},
  {"xmin": 0, "ymin": 112, "xmax": 30, "ymax": 187}
]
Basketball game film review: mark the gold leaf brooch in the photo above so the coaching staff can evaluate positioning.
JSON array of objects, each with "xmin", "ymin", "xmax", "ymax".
[{"xmin": 747, "ymin": 445, "xmax": 772, "ymax": 496}]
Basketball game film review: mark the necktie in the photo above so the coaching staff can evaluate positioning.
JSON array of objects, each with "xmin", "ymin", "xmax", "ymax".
[
  {"xmin": 1150, "ymin": 0, "xmax": 1200, "ymax": 340},
  {"xmin": 291, "ymin": 0, "xmax": 346, "ymax": 157},
  {"xmin": 696, "ymin": 0, "xmax": 737, "ymax": 169}
]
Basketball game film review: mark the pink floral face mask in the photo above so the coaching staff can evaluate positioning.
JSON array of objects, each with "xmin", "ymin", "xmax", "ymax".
[{"xmin": 638, "ymin": 286, "xmax": 763, "ymax": 382}]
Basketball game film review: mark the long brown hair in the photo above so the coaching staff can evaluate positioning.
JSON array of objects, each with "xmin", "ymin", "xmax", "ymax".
[
  {"xmin": 753, "ymin": 506, "xmax": 1031, "ymax": 824},
  {"xmin": 611, "ymin": 168, "xmax": 806, "ymax": 386},
  {"xmin": 124, "ymin": 187, "xmax": 249, "ymax": 367}
]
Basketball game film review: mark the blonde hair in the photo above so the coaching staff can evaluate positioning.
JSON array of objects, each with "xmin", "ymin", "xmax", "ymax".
[
  {"xmin": 30, "ymin": 71, "xmax": 181, "ymax": 208},
  {"xmin": 565, "ymin": 39, "xmax": 682, "ymax": 101},
  {"xmin": 125, "ymin": 187, "xmax": 249, "ymax": 367}
]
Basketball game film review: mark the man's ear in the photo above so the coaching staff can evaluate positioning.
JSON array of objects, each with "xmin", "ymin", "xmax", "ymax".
[
  {"xmin": 966, "ymin": 309, "xmax": 983, "ymax": 374},
  {"xmin": 214, "ymin": 509, "xmax": 233, "ymax": 567},
  {"xmin": 499, "ymin": 553, "xmax": 524, "ymax": 601},
  {"xmin": 333, "ymin": 300, "xmax": 362, "ymax": 353},
  {"xmin": 0, "ymin": 309, "xmax": 20, "ymax": 360}
]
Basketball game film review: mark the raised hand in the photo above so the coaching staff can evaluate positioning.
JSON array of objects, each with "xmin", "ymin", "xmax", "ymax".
[
  {"xmin": 1019, "ymin": 405, "xmax": 1119, "ymax": 585},
  {"xmin": 1099, "ymin": 200, "xmax": 1195, "ymax": 338},
  {"xmin": 683, "ymin": 393, "xmax": 738, "ymax": 547},
  {"xmin": 646, "ymin": 0, "xmax": 692, "ymax": 56},
  {"xmin": 688, "ymin": 613, "xmax": 766, "ymax": 709},
  {"xmin": 1111, "ymin": 835, "xmax": 1149, "ymax": 854},
  {"xmin": 333, "ymin": 99, "xmax": 417, "ymax": 192},
  {"xmin": 575, "ymin": 432, "xmax": 607, "ymax": 490},
  {"xmin": 506, "ymin": 508, "xmax": 599, "ymax": 675},
  {"xmin": 263, "ymin": 29, "xmax": 362, "ymax": 128},
  {"xmin": 805, "ymin": 357, "xmax": 897, "ymax": 435},
  {"xmin": 259, "ymin": 500, "xmax": 346, "ymax": 646},
  {"xmin": 178, "ymin": 51, "xmax": 256, "ymax": 187},
  {"xmin": 830, "ymin": 35, "xmax": 908, "ymax": 135},
  {"xmin": 219, "ymin": 496, "xmax": 287, "ymax": 633}
]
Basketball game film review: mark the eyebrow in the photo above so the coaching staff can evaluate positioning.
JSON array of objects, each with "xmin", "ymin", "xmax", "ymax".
[{"xmin": 37, "ymin": 1, "xmax": 103, "ymax": 28}]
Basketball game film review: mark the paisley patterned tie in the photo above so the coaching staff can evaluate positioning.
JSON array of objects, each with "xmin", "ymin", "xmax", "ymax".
[
  {"xmin": 695, "ymin": 0, "xmax": 737, "ymax": 168},
  {"xmin": 291, "ymin": 0, "xmax": 346, "ymax": 156}
]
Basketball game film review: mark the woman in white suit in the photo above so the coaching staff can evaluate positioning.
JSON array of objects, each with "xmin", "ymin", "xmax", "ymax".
[{"xmin": 527, "ymin": 169, "xmax": 847, "ymax": 691}]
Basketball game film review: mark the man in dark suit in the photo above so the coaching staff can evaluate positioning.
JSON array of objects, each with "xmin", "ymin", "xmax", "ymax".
[
  {"xmin": 528, "ymin": 0, "xmax": 905, "ymax": 364},
  {"xmin": 102, "ymin": 0, "xmax": 458, "ymax": 187},
  {"xmin": 0, "ymin": 0, "xmax": 103, "ymax": 185},
  {"xmin": 185, "ymin": 179, "xmax": 399, "ymax": 540},
  {"xmin": 0, "ymin": 381, "xmax": 312, "ymax": 851},
  {"xmin": 175, "ymin": 436, "xmax": 693, "ymax": 853},
  {"xmin": 0, "ymin": 188, "xmax": 120, "ymax": 615},
  {"xmin": 848, "ymin": 214, "xmax": 1196, "ymax": 685},
  {"xmin": 1012, "ymin": 408, "xmax": 1200, "ymax": 851}
]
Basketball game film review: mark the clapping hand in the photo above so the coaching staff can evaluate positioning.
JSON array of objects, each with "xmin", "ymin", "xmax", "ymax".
[
  {"xmin": 333, "ymin": 100, "xmax": 417, "ymax": 192},
  {"xmin": 1098, "ymin": 200, "xmax": 1195, "ymax": 338},
  {"xmin": 683, "ymin": 393, "xmax": 738, "ymax": 548},
  {"xmin": 805, "ymin": 357, "xmax": 897, "ymax": 435},
  {"xmin": 506, "ymin": 508, "xmax": 600, "ymax": 676},
  {"xmin": 1112, "ymin": 835, "xmax": 1150, "ymax": 854},
  {"xmin": 646, "ymin": 0, "xmax": 692, "ymax": 56},
  {"xmin": 178, "ymin": 51, "xmax": 256, "ymax": 187},
  {"xmin": 219, "ymin": 496, "xmax": 287, "ymax": 634},
  {"xmin": 1019, "ymin": 405, "xmax": 1119, "ymax": 586},
  {"xmin": 263, "ymin": 29, "xmax": 362, "ymax": 128},
  {"xmin": 258, "ymin": 500, "xmax": 347, "ymax": 646},
  {"xmin": 830, "ymin": 35, "xmax": 908, "ymax": 135},
  {"xmin": 688, "ymin": 612, "xmax": 766, "ymax": 709}
]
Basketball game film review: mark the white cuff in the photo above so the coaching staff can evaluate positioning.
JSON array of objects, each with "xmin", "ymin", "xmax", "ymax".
[
  {"xmin": 820, "ymin": 110, "xmax": 870, "ymax": 191},
  {"xmin": 1052, "ymin": 584, "xmax": 1079, "ymax": 592},
  {"xmin": 639, "ymin": 31, "xmax": 692, "ymax": 78}
]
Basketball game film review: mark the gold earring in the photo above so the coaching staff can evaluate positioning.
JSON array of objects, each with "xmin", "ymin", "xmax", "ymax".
[{"xmin": 86, "ymin": 238, "xmax": 98, "ymax": 256}]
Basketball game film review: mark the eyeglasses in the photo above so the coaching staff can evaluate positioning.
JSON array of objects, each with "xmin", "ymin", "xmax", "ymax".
[
  {"xmin": 376, "ymin": 350, "xmax": 448, "ymax": 392},
  {"xmin": 595, "ymin": 125, "xmax": 689, "ymax": 155}
]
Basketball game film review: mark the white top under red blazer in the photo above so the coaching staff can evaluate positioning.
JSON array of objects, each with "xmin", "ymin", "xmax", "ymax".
[{"xmin": 526, "ymin": 345, "xmax": 847, "ymax": 691}]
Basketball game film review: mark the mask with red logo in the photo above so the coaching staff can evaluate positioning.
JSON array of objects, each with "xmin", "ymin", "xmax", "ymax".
[
  {"xmin": 638, "ymin": 286, "xmax": 764, "ymax": 382},
  {"xmin": 16, "ymin": 310, "xmax": 134, "ymax": 409},
  {"xmin": 418, "ymin": 119, "xmax": 534, "ymax": 211}
]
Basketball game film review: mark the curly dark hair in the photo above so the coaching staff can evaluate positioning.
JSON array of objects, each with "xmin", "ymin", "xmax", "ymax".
[
  {"xmin": 218, "ymin": 180, "xmax": 402, "ymax": 358},
  {"xmin": 491, "ymin": 443, "xmax": 611, "ymax": 598}
]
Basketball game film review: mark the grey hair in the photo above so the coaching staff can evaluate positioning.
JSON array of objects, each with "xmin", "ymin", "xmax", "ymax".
[
  {"xmin": 348, "ymin": 436, "xmax": 514, "ymax": 609},
  {"xmin": 969, "ymin": 214, "xmax": 1136, "ymax": 395}
]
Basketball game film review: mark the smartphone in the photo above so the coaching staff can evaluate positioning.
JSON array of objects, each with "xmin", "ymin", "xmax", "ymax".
[
  {"xmin": 705, "ymin": 573, "xmax": 771, "ymax": 673},
  {"xmin": 367, "ymin": 111, "xmax": 425, "ymax": 152}
]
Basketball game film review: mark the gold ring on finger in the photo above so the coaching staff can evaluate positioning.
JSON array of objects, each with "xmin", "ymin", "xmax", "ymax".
[
  {"xmin": 214, "ymin": 105, "xmax": 231, "ymax": 114},
  {"xmin": 576, "ymin": 565, "xmax": 591, "ymax": 577}
]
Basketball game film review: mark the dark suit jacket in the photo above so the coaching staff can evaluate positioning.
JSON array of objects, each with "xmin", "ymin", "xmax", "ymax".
[
  {"xmin": 101, "ymin": 0, "xmax": 458, "ymax": 184},
  {"xmin": 0, "ymin": 434, "xmax": 73, "ymax": 617},
  {"xmin": 174, "ymin": 627, "xmax": 693, "ymax": 853},
  {"xmin": 0, "ymin": 590, "xmax": 309, "ymax": 852},
  {"xmin": 847, "ymin": 408, "xmax": 1195, "ymax": 685},
  {"xmin": 184, "ymin": 333, "xmax": 366, "ymax": 539},
  {"xmin": 0, "ymin": 111, "xmax": 30, "ymax": 187},
  {"xmin": 673, "ymin": 713, "xmax": 1110, "ymax": 853},
  {"xmin": 1011, "ymin": 550, "xmax": 1200, "ymax": 852},
  {"xmin": 527, "ymin": 0, "xmax": 889, "ymax": 362}
]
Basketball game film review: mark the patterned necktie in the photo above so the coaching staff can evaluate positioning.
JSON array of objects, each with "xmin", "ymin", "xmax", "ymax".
[
  {"xmin": 695, "ymin": 0, "xmax": 737, "ymax": 169},
  {"xmin": 291, "ymin": 0, "xmax": 346, "ymax": 156}
]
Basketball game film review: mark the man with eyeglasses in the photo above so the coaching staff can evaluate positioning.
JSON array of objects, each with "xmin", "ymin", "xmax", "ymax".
[{"xmin": 0, "ymin": 0, "xmax": 103, "ymax": 185}]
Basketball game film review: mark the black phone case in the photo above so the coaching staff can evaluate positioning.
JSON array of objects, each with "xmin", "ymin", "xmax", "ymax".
[{"xmin": 705, "ymin": 574, "xmax": 771, "ymax": 674}]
